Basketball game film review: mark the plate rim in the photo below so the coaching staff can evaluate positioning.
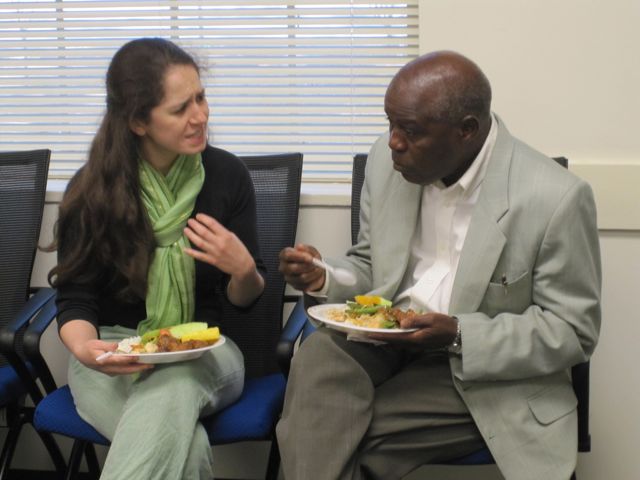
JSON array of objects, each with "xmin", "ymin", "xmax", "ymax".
[
  {"xmin": 111, "ymin": 335, "xmax": 226, "ymax": 363},
  {"xmin": 307, "ymin": 303, "xmax": 418, "ymax": 334}
]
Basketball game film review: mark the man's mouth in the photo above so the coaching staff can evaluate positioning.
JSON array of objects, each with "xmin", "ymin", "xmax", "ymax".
[{"xmin": 391, "ymin": 157, "xmax": 405, "ymax": 172}]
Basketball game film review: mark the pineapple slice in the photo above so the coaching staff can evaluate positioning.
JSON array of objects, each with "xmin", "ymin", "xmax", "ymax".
[{"xmin": 180, "ymin": 327, "xmax": 220, "ymax": 343}]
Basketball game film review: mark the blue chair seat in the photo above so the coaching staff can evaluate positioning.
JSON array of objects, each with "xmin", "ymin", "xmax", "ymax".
[
  {"xmin": 34, "ymin": 373, "xmax": 287, "ymax": 448},
  {"xmin": 0, "ymin": 365, "xmax": 27, "ymax": 407},
  {"xmin": 448, "ymin": 447, "xmax": 495, "ymax": 465},
  {"xmin": 34, "ymin": 385, "xmax": 109, "ymax": 445},
  {"xmin": 204, "ymin": 373, "xmax": 286, "ymax": 444}
]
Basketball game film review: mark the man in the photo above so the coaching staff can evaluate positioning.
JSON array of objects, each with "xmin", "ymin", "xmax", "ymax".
[{"xmin": 277, "ymin": 51, "xmax": 601, "ymax": 480}]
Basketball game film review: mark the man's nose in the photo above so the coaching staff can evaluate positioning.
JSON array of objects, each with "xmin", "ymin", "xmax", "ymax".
[{"xmin": 388, "ymin": 127, "xmax": 406, "ymax": 151}]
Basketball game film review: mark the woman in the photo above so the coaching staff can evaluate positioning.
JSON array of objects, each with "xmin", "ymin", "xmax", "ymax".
[{"xmin": 48, "ymin": 38, "xmax": 265, "ymax": 479}]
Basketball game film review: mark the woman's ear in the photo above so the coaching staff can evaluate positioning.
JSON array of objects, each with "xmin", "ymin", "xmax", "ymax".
[{"xmin": 129, "ymin": 118, "xmax": 146, "ymax": 137}]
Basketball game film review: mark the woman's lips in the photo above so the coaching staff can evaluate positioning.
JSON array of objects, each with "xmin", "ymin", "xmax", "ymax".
[{"xmin": 186, "ymin": 129, "xmax": 205, "ymax": 143}]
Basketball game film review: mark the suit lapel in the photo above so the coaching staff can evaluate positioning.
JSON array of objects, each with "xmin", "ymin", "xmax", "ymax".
[
  {"xmin": 382, "ymin": 173, "xmax": 422, "ymax": 294},
  {"xmin": 449, "ymin": 117, "xmax": 514, "ymax": 314}
]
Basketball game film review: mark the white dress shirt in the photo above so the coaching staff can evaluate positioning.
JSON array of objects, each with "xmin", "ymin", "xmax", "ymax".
[{"xmin": 394, "ymin": 115, "xmax": 498, "ymax": 314}]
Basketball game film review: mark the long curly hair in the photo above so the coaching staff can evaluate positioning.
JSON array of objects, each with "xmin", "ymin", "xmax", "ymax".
[{"xmin": 48, "ymin": 38, "xmax": 200, "ymax": 300}]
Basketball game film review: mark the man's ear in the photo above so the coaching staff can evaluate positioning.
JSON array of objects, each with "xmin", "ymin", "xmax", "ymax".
[
  {"xmin": 459, "ymin": 115, "xmax": 479, "ymax": 139},
  {"xmin": 129, "ymin": 118, "xmax": 146, "ymax": 137}
]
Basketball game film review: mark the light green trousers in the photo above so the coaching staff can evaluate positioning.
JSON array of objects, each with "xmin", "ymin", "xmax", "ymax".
[{"xmin": 68, "ymin": 326, "xmax": 244, "ymax": 480}]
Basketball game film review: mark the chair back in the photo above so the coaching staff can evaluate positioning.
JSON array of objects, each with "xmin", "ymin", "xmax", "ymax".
[
  {"xmin": 222, "ymin": 153, "xmax": 303, "ymax": 378},
  {"xmin": 351, "ymin": 153, "xmax": 591, "ymax": 455},
  {"xmin": 351, "ymin": 153, "xmax": 368, "ymax": 245},
  {"xmin": 0, "ymin": 149, "xmax": 50, "ymax": 365}
]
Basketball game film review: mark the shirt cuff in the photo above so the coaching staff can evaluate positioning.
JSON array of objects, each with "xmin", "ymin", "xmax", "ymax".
[{"xmin": 305, "ymin": 272, "xmax": 330, "ymax": 299}]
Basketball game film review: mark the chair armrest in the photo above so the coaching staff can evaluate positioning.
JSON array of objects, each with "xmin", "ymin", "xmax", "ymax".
[
  {"xmin": 0, "ymin": 287, "xmax": 57, "ymax": 403},
  {"xmin": 22, "ymin": 295, "xmax": 60, "ymax": 394},
  {"xmin": 276, "ymin": 298, "xmax": 308, "ymax": 377},
  {"xmin": 0, "ymin": 287, "xmax": 55, "ymax": 354}
]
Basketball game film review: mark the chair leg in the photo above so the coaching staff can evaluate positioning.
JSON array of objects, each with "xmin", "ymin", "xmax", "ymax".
[
  {"xmin": 84, "ymin": 442, "xmax": 101, "ymax": 478},
  {"xmin": 36, "ymin": 429, "xmax": 67, "ymax": 474},
  {"xmin": 0, "ymin": 414, "xmax": 26, "ymax": 479},
  {"xmin": 65, "ymin": 440, "xmax": 88, "ymax": 480},
  {"xmin": 570, "ymin": 472, "xmax": 577, "ymax": 480},
  {"xmin": 265, "ymin": 437, "xmax": 281, "ymax": 480},
  {"xmin": 0, "ymin": 406, "xmax": 67, "ymax": 479}
]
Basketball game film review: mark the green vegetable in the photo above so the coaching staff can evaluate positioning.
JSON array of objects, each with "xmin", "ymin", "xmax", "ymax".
[
  {"xmin": 141, "ymin": 328, "xmax": 161, "ymax": 344},
  {"xmin": 380, "ymin": 319, "xmax": 398, "ymax": 329},
  {"xmin": 348, "ymin": 305, "xmax": 383, "ymax": 315}
]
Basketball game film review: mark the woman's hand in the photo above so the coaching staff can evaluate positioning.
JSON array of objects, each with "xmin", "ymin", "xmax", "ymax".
[
  {"xmin": 81, "ymin": 339, "xmax": 154, "ymax": 376},
  {"xmin": 184, "ymin": 213, "xmax": 254, "ymax": 277},
  {"xmin": 184, "ymin": 213, "xmax": 264, "ymax": 306},
  {"xmin": 60, "ymin": 320, "xmax": 153, "ymax": 376}
]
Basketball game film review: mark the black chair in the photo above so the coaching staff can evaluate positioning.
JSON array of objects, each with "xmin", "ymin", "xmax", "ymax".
[
  {"xmin": 350, "ymin": 153, "xmax": 590, "ymax": 476},
  {"xmin": 0, "ymin": 150, "xmax": 66, "ymax": 478},
  {"xmin": 351, "ymin": 153, "xmax": 369, "ymax": 246},
  {"xmin": 26, "ymin": 153, "xmax": 304, "ymax": 480}
]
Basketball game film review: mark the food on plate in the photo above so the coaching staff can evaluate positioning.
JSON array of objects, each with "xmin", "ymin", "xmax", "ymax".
[
  {"xmin": 116, "ymin": 322, "xmax": 221, "ymax": 354},
  {"xmin": 328, "ymin": 296, "xmax": 419, "ymax": 329}
]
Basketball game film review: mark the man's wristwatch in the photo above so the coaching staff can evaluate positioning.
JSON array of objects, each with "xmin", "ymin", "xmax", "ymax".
[{"xmin": 447, "ymin": 316, "xmax": 462, "ymax": 354}]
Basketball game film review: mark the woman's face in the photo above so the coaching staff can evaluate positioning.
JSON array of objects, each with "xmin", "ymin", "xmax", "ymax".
[{"xmin": 133, "ymin": 64, "xmax": 209, "ymax": 170}]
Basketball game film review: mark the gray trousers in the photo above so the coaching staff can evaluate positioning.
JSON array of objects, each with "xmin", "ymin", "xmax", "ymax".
[
  {"xmin": 276, "ymin": 327, "xmax": 485, "ymax": 480},
  {"xmin": 68, "ymin": 326, "xmax": 245, "ymax": 480}
]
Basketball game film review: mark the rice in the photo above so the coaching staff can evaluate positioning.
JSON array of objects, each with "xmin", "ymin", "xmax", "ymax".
[
  {"xmin": 116, "ymin": 335, "xmax": 141, "ymax": 354},
  {"xmin": 327, "ymin": 308, "xmax": 391, "ymax": 329}
]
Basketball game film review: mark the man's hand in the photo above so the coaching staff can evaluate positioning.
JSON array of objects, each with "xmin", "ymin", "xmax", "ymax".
[
  {"xmin": 367, "ymin": 312, "xmax": 458, "ymax": 349},
  {"xmin": 278, "ymin": 244, "xmax": 326, "ymax": 292}
]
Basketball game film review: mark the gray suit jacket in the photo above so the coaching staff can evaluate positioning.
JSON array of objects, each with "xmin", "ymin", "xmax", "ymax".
[{"xmin": 327, "ymin": 116, "xmax": 601, "ymax": 480}]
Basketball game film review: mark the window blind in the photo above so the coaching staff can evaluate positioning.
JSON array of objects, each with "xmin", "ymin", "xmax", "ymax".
[{"xmin": 0, "ymin": 0, "xmax": 418, "ymax": 181}]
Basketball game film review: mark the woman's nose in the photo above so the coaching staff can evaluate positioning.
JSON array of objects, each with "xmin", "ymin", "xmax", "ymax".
[{"xmin": 191, "ymin": 103, "xmax": 209, "ymax": 124}]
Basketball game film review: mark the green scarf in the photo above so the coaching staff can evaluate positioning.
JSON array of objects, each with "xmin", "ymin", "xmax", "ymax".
[{"xmin": 137, "ymin": 153, "xmax": 205, "ymax": 335}]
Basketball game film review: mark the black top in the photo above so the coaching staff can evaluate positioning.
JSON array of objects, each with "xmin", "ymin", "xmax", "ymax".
[{"xmin": 55, "ymin": 145, "xmax": 266, "ymax": 334}]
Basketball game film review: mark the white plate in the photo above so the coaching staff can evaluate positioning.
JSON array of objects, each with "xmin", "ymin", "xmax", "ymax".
[
  {"xmin": 112, "ymin": 335, "xmax": 226, "ymax": 364},
  {"xmin": 307, "ymin": 304, "xmax": 417, "ymax": 334}
]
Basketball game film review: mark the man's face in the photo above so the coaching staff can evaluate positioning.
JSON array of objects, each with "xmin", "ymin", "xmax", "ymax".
[{"xmin": 383, "ymin": 80, "xmax": 465, "ymax": 186}]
